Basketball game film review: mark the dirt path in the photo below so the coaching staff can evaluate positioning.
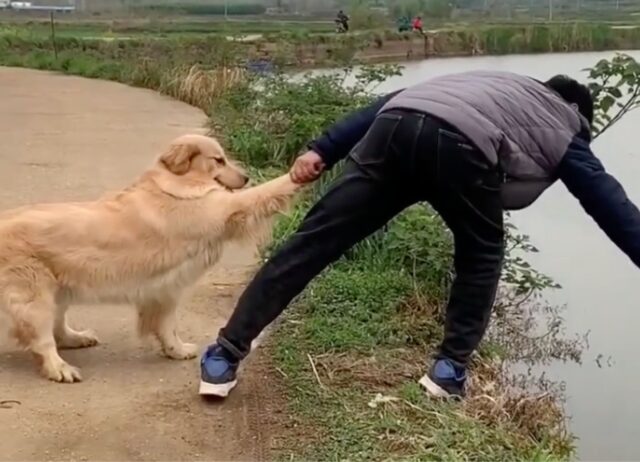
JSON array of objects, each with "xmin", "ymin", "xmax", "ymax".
[{"xmin": 0, "ymin": 68, "xmax": 278, "ymax": 461}]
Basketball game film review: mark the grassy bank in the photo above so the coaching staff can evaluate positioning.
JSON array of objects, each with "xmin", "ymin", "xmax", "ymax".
[
  {"xmin": 0, "ymin": 32, "xmax": 251, "ymax": 109},
  {"xmin": 211, "ymin": 71, "xmax": 588, "ymax": 460},
  {"xmin": 0, "ymin": 22, "xmax": 635, "ymax": 460},
  {"xmin": 0, "ymin": 17, "xmax": 335, "ymax": 38},
  {"xmin": 2, "ymin": 21, "xmax": 640, "ymax": 70}
]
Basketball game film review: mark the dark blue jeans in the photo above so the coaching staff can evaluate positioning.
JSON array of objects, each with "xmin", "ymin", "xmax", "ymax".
[{"xmin": 219, "ymin": 110, "xmax": 505, "ymax": 366}]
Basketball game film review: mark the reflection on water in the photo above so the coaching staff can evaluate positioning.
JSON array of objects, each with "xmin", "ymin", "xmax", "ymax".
[{"xmin": 370, "ymin": 51, "xmax": 640, "ymax": 461}]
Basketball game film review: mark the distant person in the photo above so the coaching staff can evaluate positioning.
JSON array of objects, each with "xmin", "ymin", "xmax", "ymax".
[
  {"xmin": 412, "ymin": 15, "xmax": 424, "ymax": 34},
  {"xmin": 336, "ymin": 9, "xmax": 350, "ymax": 33},
  {"xmin": 199, "ymin": 71, "xmax": 640, "ymax": 400}
]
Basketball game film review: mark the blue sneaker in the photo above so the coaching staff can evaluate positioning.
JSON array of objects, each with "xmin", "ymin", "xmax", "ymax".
[
  {"xmin": 419, "ymin": 358, "xmax": 467, "ymax": 398},
  {"xmin": 199, "ymin": 343, "xmax": 240, "ymax": 397}
]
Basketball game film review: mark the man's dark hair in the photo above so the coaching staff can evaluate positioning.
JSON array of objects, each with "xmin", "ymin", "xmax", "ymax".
[{"xmin": 545, "ymin": 74, "xmax": 594, "ymax": 124}]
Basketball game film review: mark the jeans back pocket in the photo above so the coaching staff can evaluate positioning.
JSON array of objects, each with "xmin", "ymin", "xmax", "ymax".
[
  {"xmin": 437, "ymin": 128, "xmax": 500, "ymax": 192},
  {"xmin": 349, "ymin": 112, "xmax": 402, "ymax": 167}
]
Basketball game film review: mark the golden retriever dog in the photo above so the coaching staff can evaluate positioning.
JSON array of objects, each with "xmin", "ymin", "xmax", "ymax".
[{"xmin": 0, "ymin": 134, "xmax": 301, "ymax": 383}]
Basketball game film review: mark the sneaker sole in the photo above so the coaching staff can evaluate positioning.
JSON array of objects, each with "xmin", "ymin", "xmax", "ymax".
[
  {"xmin": 199, "ymin": 379, "xmax": 238, "ymax": 398},
  {"xmin": 418, "ymin": 374, "xmax": 451, "ymax": 398}
]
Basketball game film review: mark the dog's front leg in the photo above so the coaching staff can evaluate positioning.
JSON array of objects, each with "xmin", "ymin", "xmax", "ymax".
[
  {"xmin": 137, "ymin": 298, "xmax": 197, "ymax": 360},
  {"xmin": 223, "ymin": 173, "xmax": 302, "ymax": 241}
]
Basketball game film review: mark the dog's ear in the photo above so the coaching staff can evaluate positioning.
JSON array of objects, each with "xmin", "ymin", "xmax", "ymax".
[{"xmin": 160, "ymin": 142, "xmax": 200, "ymax": 176}]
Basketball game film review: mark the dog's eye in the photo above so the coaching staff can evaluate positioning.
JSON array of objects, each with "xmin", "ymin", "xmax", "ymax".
[{"xmin": 213, "ymin": 157, "xmax": 226, "ymax": 165}]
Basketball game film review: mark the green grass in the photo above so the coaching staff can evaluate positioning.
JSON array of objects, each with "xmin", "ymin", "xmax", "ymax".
[
  {"xmin": 426, "ymin": 23, "xmax": 640, "ymax": 56},
  {"xmin": 255, "ymin": 144, "xmax": 578, "ymax": 460},
  {"xmin": 0, "ymin": 18, "xmax": 335, "ymax": 39},
  {"xmin": 131, "ymin": 3, "xmax": 266, "ymax": 16},
  {"xmin": 0, "ymin": 32, "xmax": 246, "ymax": 90},
  {"xmin": 268, "ymin": 206, "xmax": 574, "ymax": 461}
]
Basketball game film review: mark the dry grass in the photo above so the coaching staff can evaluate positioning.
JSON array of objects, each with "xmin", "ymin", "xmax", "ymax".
[
  {"xmin": 281, "ymin": 340, "xmax": 573, "ymax": 459},
  {"xmin": 464, "ymin": 358, "xmax": 571, "ymax": 451},
  {"xmin": 308, "ymin": 345, "xmax": 570, "ymax": 451},
  {"xmin": 161, "ymin": 65, "xmax": 247, "ymax": 109}
]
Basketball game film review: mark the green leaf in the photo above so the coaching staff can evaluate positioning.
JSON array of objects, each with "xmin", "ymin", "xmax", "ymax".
[
  {"xmin": 607, "ymin": 87, "xmax": 623, "ymax": 98},
  {"xmin": 600, "ymin": 95, "xmax": 616, "ymax": 113}
]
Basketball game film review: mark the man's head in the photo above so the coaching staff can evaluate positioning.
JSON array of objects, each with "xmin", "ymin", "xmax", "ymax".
[{"xmin": 545, "ymin": 74, "xmax": 594, "ymax": 125}]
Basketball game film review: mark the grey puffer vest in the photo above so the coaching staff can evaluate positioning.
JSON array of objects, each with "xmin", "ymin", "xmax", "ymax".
[{"xmin": 379, "ymin": 70, "xmax": 591, "ymax": 210}]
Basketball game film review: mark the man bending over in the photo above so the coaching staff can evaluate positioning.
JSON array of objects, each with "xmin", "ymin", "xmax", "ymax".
[{"xmin": 199, "ymin": 70, "xmax": 640, "ymax": 399}]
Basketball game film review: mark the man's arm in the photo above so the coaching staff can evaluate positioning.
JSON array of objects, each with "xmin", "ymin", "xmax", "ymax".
[
  {"xmin": 558, "ymin": 136, "xmax": 640, "ymax": 268},
  {"xmin": 308, "ymin": 89, "xmax": 403, "ymax": 169}
]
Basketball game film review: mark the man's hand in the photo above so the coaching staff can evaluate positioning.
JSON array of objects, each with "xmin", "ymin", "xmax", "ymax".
[{"xmin": 290, "ymin": 151, "xmax": 326, "ymax": 184}]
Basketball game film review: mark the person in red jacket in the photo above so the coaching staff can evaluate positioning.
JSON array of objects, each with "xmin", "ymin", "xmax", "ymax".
[{"xmin": 412, "ymin": 15, "xmax": 424, "ymax": 34}]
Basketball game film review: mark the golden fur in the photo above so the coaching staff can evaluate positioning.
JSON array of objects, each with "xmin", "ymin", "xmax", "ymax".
[{"xmin": 0, "ymin": 134, "xmax": 301, "ymax": 383}]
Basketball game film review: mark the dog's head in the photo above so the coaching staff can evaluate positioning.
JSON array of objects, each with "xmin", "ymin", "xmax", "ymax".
[{"xmin": 158, "ymin": 134, "xmax": 248, "ymax": 192}]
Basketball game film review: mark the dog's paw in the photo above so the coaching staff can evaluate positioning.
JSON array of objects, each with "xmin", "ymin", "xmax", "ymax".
[
  {"xmin": 57, "ymin": 330, "xmax": 99, "ymax": 350},
  {"xmin": 163, "ymin": 342, "xmax": 198, "ymax": 360},
  {"xmin": 42, "ymin": 361, "xmax": 82, "ymax": 383},
  {"xmin": 283, "ymin": 174, "xmax": 305, "ymax": 193}
]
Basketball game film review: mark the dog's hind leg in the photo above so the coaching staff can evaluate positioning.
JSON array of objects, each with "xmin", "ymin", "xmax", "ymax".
[
  {"xmin": 6, "ymin": 282, "xmax": 82, "ymax": 383},
  {"xmin": 54, "ymin": 304, "xmax": 99, "ymax": 350},
  {"xmin": 137, "ymin": 298, "xmax": 197, "ymax": 360}
]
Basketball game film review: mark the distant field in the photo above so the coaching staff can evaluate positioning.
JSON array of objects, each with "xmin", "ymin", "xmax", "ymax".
[
  {"xmin": 2, "ymin": 13, "xmax": 640, "ymax": 66},
  {"xmin": 0, "ymin": 16, "xmax": 336, "ymax": 39},
  {"xmin": 2, "ymin": 11, "xmax": 640, "ymax": 41}
]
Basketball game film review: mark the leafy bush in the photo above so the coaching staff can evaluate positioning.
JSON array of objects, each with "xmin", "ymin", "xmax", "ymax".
[
  {"xmin": 586, "ymin": 52, "xmax": 640, "ymax": 138},
  {"xmin": 348, "ymin": 4, "xmax": 389, "ymax": 30},
  {"xmin": 210, "ymin": 64, "xmax": 402, "ymax": 168}
]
